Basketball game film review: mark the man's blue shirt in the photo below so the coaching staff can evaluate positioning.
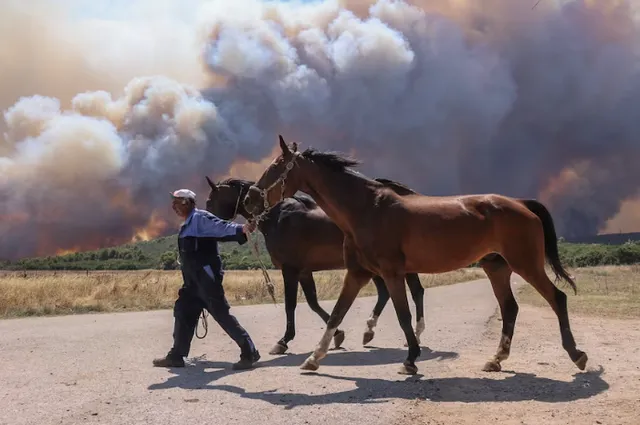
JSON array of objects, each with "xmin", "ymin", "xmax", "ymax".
[{"xmin": 179, "ymin": 208, "xmax": 243, "ymax": 239}]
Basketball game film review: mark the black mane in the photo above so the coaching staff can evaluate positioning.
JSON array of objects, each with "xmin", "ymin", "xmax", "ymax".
[
  {"xmin": 301, "ymin": 148, "xmax": 361, "ymax": 172},
  {"xmin": 291, "ymin": 192, "xmax": 319, "ymax": 209},
  {"xmin": 217, "ymin": 178, "xmax": 255, "ymax": 189}
]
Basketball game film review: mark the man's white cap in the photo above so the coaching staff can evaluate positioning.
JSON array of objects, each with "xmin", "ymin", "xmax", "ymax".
[{"xmin": 171, "ymin": 189, "xmax": 196, "ymax": 200}]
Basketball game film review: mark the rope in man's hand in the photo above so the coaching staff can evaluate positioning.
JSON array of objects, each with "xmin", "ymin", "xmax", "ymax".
[
  {"xmin": 196, "ymin": 310, "xmax": 208, "ymax": 339},
  {"xmin": 246, "ymin": 223, "xmax": 277, "ymax": 306}
]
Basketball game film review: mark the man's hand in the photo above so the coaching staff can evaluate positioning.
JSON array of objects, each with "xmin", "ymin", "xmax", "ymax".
[{"xmin": 242, "ymin": 221, "xmax": 257, "ymax": 234}]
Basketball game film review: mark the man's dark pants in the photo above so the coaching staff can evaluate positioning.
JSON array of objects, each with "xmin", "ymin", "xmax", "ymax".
[{"xmin": 170, "ymin": 259, "xmax": 257, "ymax": 360}]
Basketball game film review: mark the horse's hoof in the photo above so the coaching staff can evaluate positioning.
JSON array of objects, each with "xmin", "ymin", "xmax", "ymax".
[
  {"xmin": 333, "ymin": 330, "xmax": 345, "ymax": 349},
  {"xmin": 482, "ymin": 360, "xmax": 502, "ymax": 372},
  {"xmin": 300, "ymin": 357, "xmax": 319, "ymax": 371},
  {"xmin": 398, "ymin": 363, "xmax": 418, "ymax": 375},
  {"xmin": 269, "ymin": 342, "xmax": 288, "ymax": 355},
  {"xmin": 574, "ymin": 351, "xmax": 588, "ymax": 371},
  {"xmin": 363, "ymin": 330, "xmax": 375, "ymax": 345}
]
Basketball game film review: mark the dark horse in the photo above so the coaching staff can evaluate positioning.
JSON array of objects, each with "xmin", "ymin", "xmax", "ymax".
[
  {"xmin": 244, "ymin": 136, "xmax": 588, "ymax": 375},
  {"xmin": 204, "ymin": 176, "xmax": 426, "ymax": 355}
]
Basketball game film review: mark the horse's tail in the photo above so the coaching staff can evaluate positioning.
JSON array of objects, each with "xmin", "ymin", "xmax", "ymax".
[{"xmin": 520, "ymin": 199, "xmax": 577, "ymax": 294}]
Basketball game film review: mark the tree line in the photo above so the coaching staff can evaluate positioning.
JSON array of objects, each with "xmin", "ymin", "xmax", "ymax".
[
  {"xmin": 3, "ymin": 237, "xmax": 640, "ymax": 271},
  {"xmin": 0, "ymin": 234, "xmax": 274, "ymax": 271}
]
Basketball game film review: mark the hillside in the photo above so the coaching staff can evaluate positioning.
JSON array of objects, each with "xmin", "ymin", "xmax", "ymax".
[
  {"xmin": 0, "ymin": 233, "xmax": 273, "ymax": 271},
  {"xmin": 3, "ymin": 232, "xmax": 640, "ymax": 271}
]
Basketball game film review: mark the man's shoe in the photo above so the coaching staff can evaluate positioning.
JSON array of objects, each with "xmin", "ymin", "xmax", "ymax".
[
  {"xmin": 232, "ymin": 350, "xmax": 260, "ymax": 370},
  {"xmin": 152, "ymin": 353, "xmax": 185, "ymax": 368}
]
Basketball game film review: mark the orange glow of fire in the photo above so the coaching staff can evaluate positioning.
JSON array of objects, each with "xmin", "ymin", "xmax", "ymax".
[
  {"xmin": 536, "ymin": 161, "xmax": 640, "ymax": 235},
  {"xmin": 12, "ymin": 188, "xmax": 172, "ymax": 259},
  {"xmin": 538, "ymin": 165, "xmax": 583, "ymax": 206},
  {"xmin": 130, "ymin": 211, "xmax": 169, "ymax": 243},
  {"xmin": 55, "ymin": 248, "xmax": 80, "ymax": 256}
]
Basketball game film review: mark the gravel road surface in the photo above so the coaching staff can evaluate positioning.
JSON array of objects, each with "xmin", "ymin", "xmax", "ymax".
[{"xmin": 1, "ymin": 278, "xmax": 636, "ymax": 425}]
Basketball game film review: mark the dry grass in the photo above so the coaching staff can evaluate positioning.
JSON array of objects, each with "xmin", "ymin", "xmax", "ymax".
[
  {"xmin": 516, "ymin": 265, "xmax": 640, "ymax": 319},
  {"xmin": 4, "ymin": 265, "xmax": 637, "ymax": 320},
  {"xmin": 0, "ymin": 268, "xmax": 486, "ymax": 318}
]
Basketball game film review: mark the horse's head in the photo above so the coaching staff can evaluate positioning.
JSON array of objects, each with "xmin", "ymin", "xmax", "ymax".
[
  {"xmin": 205, "ymin": 176, "xmax": 254, "ymax": 220},
  {"xmin": 244, "ymin": 135, "xmax": 303, "ymax": 217}
]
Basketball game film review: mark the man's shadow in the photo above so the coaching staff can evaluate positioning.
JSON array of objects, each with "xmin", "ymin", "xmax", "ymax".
[{"xmin": 148, "ymin": 346, "xmax": 458, "ymax": 391}]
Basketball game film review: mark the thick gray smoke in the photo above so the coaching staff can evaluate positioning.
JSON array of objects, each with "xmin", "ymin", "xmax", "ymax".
[{"xmin": 2, "ymin": 0, "xmax": 640, "ymax": 259}]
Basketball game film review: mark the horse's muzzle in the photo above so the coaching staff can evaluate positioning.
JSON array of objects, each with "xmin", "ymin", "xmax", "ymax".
[{"xmin": 243, "ymin": 186, "xmax": 263, "ymax": 214}]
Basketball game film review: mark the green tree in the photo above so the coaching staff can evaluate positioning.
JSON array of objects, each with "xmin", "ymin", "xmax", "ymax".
[{"xmin": 159, "ymin": 251, "xmax": 178, "ymax": 270}]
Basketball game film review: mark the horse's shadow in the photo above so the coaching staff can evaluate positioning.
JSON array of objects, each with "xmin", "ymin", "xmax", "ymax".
[
  {"xmin": 148, "ymin": 348, "xmax": 608, "ymax": 408},
  {"xmin": 208, "ymin": 366, "xmax": 608, "ymax": 409},
  {"xmin": 148, "ymin": 346, "xmax": 457, "ymax": 391}
]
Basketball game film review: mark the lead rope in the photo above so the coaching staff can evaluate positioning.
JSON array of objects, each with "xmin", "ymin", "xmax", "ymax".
[
  {"xmin": 235, "ymin": 184, "xmax": 277, "ymax": 306},
  {"xmin": 234, "ymin": 186, "xmax": 276, "ymax": 305},
  {"xmin": 196, "ymin": 310, "xmax": 208, "ymax": 339},
  {"xmin": 173, "ymin": 246, "xmax": 208, "ymax": 339},
  {"xmin": 246, "ymin": 229, "xmax": 277, "ymax": 305},
  {"xmin": 195, "ymin": 186, "xmax": 275, "ymax": 340},
  {"xmin": 195, "ymin": 234, "xmax": 277, "ymax": 340},
  {"xmin": 241, "ymin": 156, "xmax": 297, "ymax": 307},
  {"xmin": 175, "ymin": 241, "xmax": 210, "ymax": 339}
]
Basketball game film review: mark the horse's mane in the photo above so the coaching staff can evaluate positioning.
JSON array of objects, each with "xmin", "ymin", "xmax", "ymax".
[
  {"xmin": 301, "ymin": 148, "xmax": 361, "ymax": 171},
  {"xmin": 218, "ymin": 155, "xmax": 415, "ymax": 211},
  {"xmin": 217, "ymin": 178, "xmax": 255, "ymax": 189},
  {"xmin": 291, "ymin": 192, "xmax": 319, "ymax": 209},
  {"xmin": 373, "ymin": 178, "xmax": 418, "ymax": 195},
  {"xmin": 300, "ymin": 148, "xmax": 417, "ymax": 196}
]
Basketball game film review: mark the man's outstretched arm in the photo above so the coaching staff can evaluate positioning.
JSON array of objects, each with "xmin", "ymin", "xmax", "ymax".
[{"xmin": 190, "ymin": 211, "xmax": 249, "ymax": 244}]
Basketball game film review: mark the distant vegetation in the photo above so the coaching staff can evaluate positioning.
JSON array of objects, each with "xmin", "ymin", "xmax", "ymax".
[
  {"xmin": 2, "ymin": 233, "xmax": 640, "ymax": 271},
  {"xmin": 557, "ymin": 239, "xmax": 640, "ymax": 267},
  {"xmin": 0, "ymin": 233, "xmax": 273, "ymax": 271}
]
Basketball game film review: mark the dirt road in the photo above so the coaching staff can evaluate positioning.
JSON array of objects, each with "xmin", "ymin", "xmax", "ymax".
[{"xmin": 1, "ymin": 278, "xmax": 637, "ymax": 425}]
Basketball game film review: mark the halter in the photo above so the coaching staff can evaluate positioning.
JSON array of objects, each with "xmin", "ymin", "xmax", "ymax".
[
  {"xmin": 250, "ymin": 153, "xmax": 299, "ymax": 224},
  {"xmin": 210, "ymin": 181, "xmax": 245, "ymax": 222}
]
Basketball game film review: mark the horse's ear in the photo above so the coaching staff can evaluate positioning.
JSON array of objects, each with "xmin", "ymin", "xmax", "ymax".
[
  {"xmin": 279, "ymin": 135, "xmax": 291, "ymax": 157},
  {"xmin": 292, "ymin": 141, "xmax": 298, "ymax": 152},
  {"xmin": 205, "ymin": 176, "xmax": 217, "ymax": 191}
]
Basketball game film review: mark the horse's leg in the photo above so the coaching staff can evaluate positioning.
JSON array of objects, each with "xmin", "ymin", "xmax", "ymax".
[
  {"xmin": 478, "ymin": 254, "xmax": 518, "ymax": 372},
  {"xmin": 269, "ymin": 265, "xmax": 299, "ymax": 355},
  {"xmin": 505, "ymin": 246, "xmax": 588, "ymax": 371},
  {"xmin": 382, "ymin": 269, "xmax": 421, "ymax": 375},
  {"xmin": 299, "ymin": 271, "xmax": 345, "ymax": 349},
  {"xmin": 363, "ymin": 275, "xmax": 389, "ymax": 345},
  {"xmin": 300, "ymin": 267, "xmax": 372, "ymax": 371},
  {"xmin": 403, "ymin": 273, "xmax": 426, "ymax": 347}
]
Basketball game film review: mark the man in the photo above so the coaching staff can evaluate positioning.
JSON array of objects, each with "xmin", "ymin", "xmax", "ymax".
[{"xmin": 153, "ymin": 188, "xmax": 260, "ymax": 370}]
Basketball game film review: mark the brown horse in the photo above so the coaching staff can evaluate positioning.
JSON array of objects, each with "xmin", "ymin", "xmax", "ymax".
[
  {"xmin": 243, "ymin": 135, "xmax": 588, "ymax": 375},
  {"xmin": 204, "ymin": 176, "xmax": 426, "ymax": 355}
]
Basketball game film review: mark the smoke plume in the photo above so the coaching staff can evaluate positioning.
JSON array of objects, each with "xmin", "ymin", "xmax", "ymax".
[{"xmin": 2, "ymin": 0, "xmax": 640, "ymax": 260}]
